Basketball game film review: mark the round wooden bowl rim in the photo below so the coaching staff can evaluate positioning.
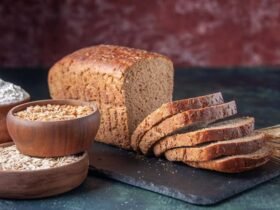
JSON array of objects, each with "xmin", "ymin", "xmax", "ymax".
[
  {"xmin": 8, "ymin": 99, "xmax": 99, "ymax": 125},
  {"xmin": 0, "ymin": 142, "xmax": 88, "ymax": 174}
]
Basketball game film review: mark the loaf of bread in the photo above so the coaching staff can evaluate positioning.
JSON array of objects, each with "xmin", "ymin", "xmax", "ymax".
[
  {"xmin": 48, "ymin": 45, "xmax": 271, "ymax": 173},
  {"xmin": 48, "ymin": 45, "xmax": 174, "ymax": 149}
]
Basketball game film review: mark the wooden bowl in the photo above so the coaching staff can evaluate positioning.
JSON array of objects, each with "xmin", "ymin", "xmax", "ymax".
[
  {"xmin": 0, "ymin": 97, "xmax": 30, "ymax": 144},
  {"xmin": 6, "ymin": 99, "xmax": 100, "ymax": 157},
  {"xmin": 0, "ymin": 142, "xmax": 89, "ymax": 199}
]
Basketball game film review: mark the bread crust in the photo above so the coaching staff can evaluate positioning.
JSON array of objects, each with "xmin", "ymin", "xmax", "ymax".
[
  {"xmin": 49, "ymin": 44, "xmax": 171, "ymax": 78},
  {"xmin": 154, "ymin": 117, "xmax": 255, "ymax": 156},
  {"xmin": 131, "ymin": 92, "xmax": 224, "ymax": 151}
]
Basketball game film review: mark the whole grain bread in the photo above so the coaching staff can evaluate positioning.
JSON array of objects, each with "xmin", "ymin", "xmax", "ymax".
[
  {"xmin": 164, "ymin": 132, "xmax": 264, "ymax": 162},
  {"xmin": 131, "ymin": 92, "xmax": 224, "ymax": 151},
  {"xmin": 154, "ymin": 117, "xmax": 255, "ymax": 156},
  {"xmin": 185, "ymin": 146, "xmax": 271, "ymax": 173},
  {"xmin": 48, "ymin": 45, "xmax": 174, "ymax": 149},
  {"xmin": 139, "ymin": 101, "xmax": 237, "ymax": 155}
]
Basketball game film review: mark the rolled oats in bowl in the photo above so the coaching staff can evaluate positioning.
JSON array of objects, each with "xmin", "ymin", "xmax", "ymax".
[
  {"xmin": 14, "ymin": 104, "xmax": 95, "ymax": 121},
  {"xmin": 0, "ymin": 145, "xmax": 84, "ymax": 171}
]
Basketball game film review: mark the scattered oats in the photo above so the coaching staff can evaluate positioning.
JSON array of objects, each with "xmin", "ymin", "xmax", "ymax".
[
  {"xmin": 0, "ymin": 145, "xmax": 83, "ymax": 171},
  {"xmin": 14, "ymin": 104, "xmax": 94, "ymax": 121}
]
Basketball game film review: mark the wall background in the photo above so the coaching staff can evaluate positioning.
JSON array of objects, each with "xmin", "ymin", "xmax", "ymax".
[{"xmin": 1, "ymin": 0, "xmax": 280, "ymax": 68}]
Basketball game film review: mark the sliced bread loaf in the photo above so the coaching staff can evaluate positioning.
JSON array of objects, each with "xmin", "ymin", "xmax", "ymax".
[
  {"xmin": 154, "ymin": 117, "xmax": 255, "ymax": 156},
  {"xmin": 164, "ymin": 132, "xmax": 265, "ymax": 162},
  {"xmin": 139, "ymin": 101, "xmax": 237, "ymax": 155},
  {"xmin": 48, "ymin": 45, "xmax": 174, "ymax": 149},
  {"xmin": 131, "ymin": 92, "xmax": 224, "ymax": 151},
  {"xmin": 185, "ymin": 146, "xmax": 271, "ymax": 173}
]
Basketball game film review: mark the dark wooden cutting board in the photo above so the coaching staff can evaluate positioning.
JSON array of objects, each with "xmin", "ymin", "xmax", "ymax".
[{"xmin": 89, "ymin": 142, "xmax": 280, "ymax": 205}]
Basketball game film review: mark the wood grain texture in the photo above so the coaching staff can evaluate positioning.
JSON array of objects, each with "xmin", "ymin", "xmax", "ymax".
[
  {"xmin": 6, "ymin": 99, "xmax": 100, "ymax": 157},
  {"xmin": 0, "ymin": 98, "xmax": 30, "ymax": 144},
  {"xmin": 0, "ymin": 142, "xmax": 89, "ymax": 199}
]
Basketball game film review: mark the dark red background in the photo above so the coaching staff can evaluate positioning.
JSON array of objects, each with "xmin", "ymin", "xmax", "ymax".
[{"xmin": 1, "ymin": 0, "xmax": 280, "ymax": 68}]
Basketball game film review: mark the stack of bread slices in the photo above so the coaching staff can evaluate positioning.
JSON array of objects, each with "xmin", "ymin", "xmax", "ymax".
[{"xmin": 131, "ymin": 92, "xmax": 272, "ymax": 173}]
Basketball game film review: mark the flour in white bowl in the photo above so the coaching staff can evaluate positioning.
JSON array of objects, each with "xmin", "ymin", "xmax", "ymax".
[{"xmin": 0, "ymin": 79, "xmax": 29, "ymax": 105}]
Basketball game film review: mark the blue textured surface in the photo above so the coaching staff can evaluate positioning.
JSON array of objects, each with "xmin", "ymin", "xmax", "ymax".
[
  {"xmin": 89, "ymin": 142, "xmax": 280, "ymax": 205},
  {"xmin": 0, "ymin": 68, "xmax": 279, "ymax": 210}
]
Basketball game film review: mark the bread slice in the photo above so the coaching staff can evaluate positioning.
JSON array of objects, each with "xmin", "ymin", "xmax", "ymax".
[
  {"xmin": 154, "ymin": 117, "xmax": 255, "ymax": 156},
  {"xmin": 48, "ymin": 45, "xmax": 174, "ymax": 149},
  {"xmin": 165, "ymin": 132, "xmax": 265, "ymax": 162},
  {"xmin": 139, "ymin": 101, "xmax": 237, "ymax": 155},
  {"xmin": 185, "ymin": 146, "xmax": 271, "ymax": 173},
  {"xmin": 131, "ymin": 92, "xmax": 224, "ymax": 151}
]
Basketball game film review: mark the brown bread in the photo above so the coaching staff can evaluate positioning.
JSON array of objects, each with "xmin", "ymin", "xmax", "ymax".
[
  {"xmin": 185, "ymin": 146, "xmax": 271, "ymax": 173},
  {"xmin": 154, "ymin": 117, "xmax": 255, "ymax": 156},
  {"xmin": 131, "ymin": 92, "xmax": 224, "ymax": 151},
  {"xmin": 48, "ymin": 45, "xmax": 174, "ymax": 149},
  {"xmin": 164, "ymin": 132, "xmax": 264, "ymax": 161},
  {"xmin": 139, "ymin": 101, "xmax": 237, "ymax": 155}
]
